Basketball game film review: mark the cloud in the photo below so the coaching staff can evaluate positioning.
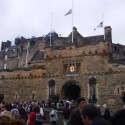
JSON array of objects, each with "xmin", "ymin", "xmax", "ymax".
[{"xmin": 0, "ymin": 0, "xmax": 125, "ymax": 46}]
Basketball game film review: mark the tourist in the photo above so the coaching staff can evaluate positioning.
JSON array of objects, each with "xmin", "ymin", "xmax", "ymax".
[
  {"xmin": 122, "ymin": 104, "xmax": 125, "ymax": 109},
  {"xmin": 0, "ymin": 115, "xmax": 25, "ymax": 125},
  {"xmin": 68, "ymin": 97, "xmax": 86, "ymax": 125},
  {"xmin": 0, "ymin": 102, "xmax": 11, "ymax": 117},
  {"xmin": 96, "ymin": 104, "xmax": 102, "ymax": 117},
  {"xmin": 102, "ymin": 104, "xmax": 111, "ymax": 122},
  {"xmin": 18, "ymin": 103, "xmax": 28, "ymax": 123},
  {"xmin": 26, "ymin": 105, "xmax": 40, "ymax": 125},
  {"xmin": 49, "ymin": 105, "xmax": 58, "ymax": 125},
  {"xmin": 11, "ymin": 103, "xmax": 20, "ymax": 119},
  {"xmin": 81, "ymin": 104, "xmax": 110, "ymax": 125},
  {"xmin": 63, "ymin": 102, "xmax": 71, "ymax": 125},
  {"xmin": 111, "ymin": 109, "xmax": 125, "ymax": 125}
]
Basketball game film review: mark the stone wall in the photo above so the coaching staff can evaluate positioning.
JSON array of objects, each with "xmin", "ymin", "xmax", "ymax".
[{"xmin": 0, "ymin": 38, "xmax": 125, "ymax": 113}]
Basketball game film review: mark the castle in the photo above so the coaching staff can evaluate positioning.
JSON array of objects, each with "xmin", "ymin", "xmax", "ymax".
[{"xmin": 0, "ymin": 26, "xmax": 125, "ymax": 112}]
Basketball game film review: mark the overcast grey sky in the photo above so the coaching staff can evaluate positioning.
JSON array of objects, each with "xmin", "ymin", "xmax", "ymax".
[{"xmin": 0, "ymin": 0, "xmax": 125, "ymax": 46}]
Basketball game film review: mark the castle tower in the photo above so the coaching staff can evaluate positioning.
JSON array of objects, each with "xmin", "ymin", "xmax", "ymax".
[
  {"xmin": 1, "ymin": 40, "xmax": 11, "ymax": 50},
  {"xmin": 104, "ymin": 26, "xmax": 112, "ymax": 43}
]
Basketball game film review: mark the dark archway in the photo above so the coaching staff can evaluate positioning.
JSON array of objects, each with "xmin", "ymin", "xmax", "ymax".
[{"xmin": 62, "ymin": 81, "xmax": 81, "ymax": 101}]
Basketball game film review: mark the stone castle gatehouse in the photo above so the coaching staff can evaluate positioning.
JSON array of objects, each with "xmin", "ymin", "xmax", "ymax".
[{"xmin": 0, "ymin": 26, "xmax": 125, "ymax": 112}]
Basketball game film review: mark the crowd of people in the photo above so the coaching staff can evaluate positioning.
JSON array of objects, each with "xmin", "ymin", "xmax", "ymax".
[{"xmin": 0, "ymin": 98, "xmax": 125, "ymax": 125}]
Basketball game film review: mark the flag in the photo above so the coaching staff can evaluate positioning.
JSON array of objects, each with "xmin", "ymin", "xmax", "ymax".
[
  {"xmin": 44, "ymin": 32, "xmax": 51, "ymax": 39},
  {"xmin": 65, "ymin": 9, "xmax": 72, "ymax": 16},
  {"xmin": 94, "ymin": 22, "xmax": 103, "ymax": 30},
  {"xmin": 44, "ymin": 31, "xmax": 55, "ymax": 40}
]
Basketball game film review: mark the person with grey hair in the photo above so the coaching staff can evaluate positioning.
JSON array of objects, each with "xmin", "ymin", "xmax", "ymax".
[{"xmin": 102, "ymin": 104, "xmax": 111, "ymax": 122}]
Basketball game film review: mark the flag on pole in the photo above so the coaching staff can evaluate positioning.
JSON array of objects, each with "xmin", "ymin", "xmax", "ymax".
[
  {"xmin": 94, "ymin": 22, "xmax": 103, "ymax": 30},
  {"xmin": 65, "ymin": 9, "xmax": 72, "ymax": 16}
]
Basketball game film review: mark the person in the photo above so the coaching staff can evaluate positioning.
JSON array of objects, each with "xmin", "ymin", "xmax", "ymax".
[
  {"xmin": 26, "ymin": 105, "xmax": 40, "ymax": 125},
  {"xmin": 0, "ymin": 102, "xmax": 11, "ymax": 117},
  {"xmin": 111, "ymin": 109, "xmax": 125, "ymax": 125},
  {"xmin": 68, "ymin": 97, "xmax": 86, "ymax": 125},
  {"xmin": 35, "ymin": 106, "xmax": 43, "ymax": 125},
  {"xmin": 96, "ymin": 104, "xmax": 102, "ymax": 117},
  {"xmin": 18, "ymin": 104, "xmax": 28, "ymax": 123},
  {"xmin": 81, "ymin": 104, "xmax": 110, "ymax": 125},
  {"xmin": 11, "ymin": 104, "xmax": 20, "ymax": 119},
  {"xmin": 0, "ymin": 115, "xmax": 25, "ymax": 125},
  {"xmin": 102, "ymin": 104, "xmax": 111, "ymax": 122},
  {"xmin": 122, "ymin": 104, "xmax": 125, "ymax": 109},
  {"xmin": 49, "ymin": 106, "xmax": 58, "ymax": 125},
  {"xmin": 63, "ymin": 102, "xmax": 71, "ymax": 125}
]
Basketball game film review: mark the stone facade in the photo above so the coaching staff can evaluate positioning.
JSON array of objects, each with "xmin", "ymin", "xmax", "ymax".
[{"xmin": 0, "ymin": 26, "xmax": 125, "ymax": 112}]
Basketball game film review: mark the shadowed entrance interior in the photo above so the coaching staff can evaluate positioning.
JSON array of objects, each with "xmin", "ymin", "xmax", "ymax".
[{"xmin": 62, "ymin": 82, "xmax": 81, "ymax": 101}]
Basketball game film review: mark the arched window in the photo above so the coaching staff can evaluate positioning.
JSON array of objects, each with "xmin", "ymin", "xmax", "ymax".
[
  {"xmin": 49, "ymin": 79, "xmax": 55, "ymax": 99},
  {"xmin": 32, "ymin": 93, "xmax": 35, "ymax": 100},
  {"xmin": 4, "ymin": 63, "xmax": 7, "ymax": 69},
  {"xmin": 89, "ymin": 77, "xmax": 97, "ymax": 103},
  {"xmin": 0, "ymin": 94, "xmax": 4, "ymax": 103}
]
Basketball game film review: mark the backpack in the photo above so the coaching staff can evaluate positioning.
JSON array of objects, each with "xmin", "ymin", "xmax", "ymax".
[{"xmin": 36, "ymin": 113, "xmax": 43, "ymax": 122}]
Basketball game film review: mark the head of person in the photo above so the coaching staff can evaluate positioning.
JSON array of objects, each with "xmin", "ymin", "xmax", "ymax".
[
  {"xmin": 111, "ymin": 109, "xmax": 125, "ymax": 125},
  {"xmin": 123, "ymin": 105, "xmax": 125, "ymax": 109},
  {"xmin": 81, "ymin": 104, "xmax": 99, "ymax": 125},
  {"xmin": 77, "ymin": 97, "xmax": 86, "ymax": 110},
  {"xmin": 103, "ymin": 104, "xmax": 107, "ymax": 109},
  {"xmin": 32, "ymin": 105, "xmax": 40, "ymax": 113},
  {"xmin": 66, "ymin": 102, "xmax": 70, "ymax": 108},
  {"xmin": 3, "ymin": 102, "xmax": 11, "ymax": 111},
  {"xmin": 0, "ymin": 115, "xmax": 25, "ymax": 125}
]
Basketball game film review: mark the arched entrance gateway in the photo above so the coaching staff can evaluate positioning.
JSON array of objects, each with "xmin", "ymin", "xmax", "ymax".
[{"xmin": 61, "ymin": 81, "xmax": 82, "ymax": 101}]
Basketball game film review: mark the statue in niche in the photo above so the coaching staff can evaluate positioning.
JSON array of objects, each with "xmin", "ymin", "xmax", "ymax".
[
  {"xmin": 50, "ymin": 85, "xmax": 55, "ymax": 96},
  {"xmin": 90, "ymin": 83, "xmax": 95, "ymax": 96},
  {"xmin": 89, "ymin": 77, "xmax": 97, "ymax": 103}
]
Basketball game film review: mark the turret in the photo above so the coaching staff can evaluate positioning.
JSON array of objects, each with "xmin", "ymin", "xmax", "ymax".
[
  {"xmin": 1, "ymin": 40, "xmax": 11, "ymax": 50},
  {"xmin": 104, "ymin": 26, "xmax": 112, "ymax": 43}
]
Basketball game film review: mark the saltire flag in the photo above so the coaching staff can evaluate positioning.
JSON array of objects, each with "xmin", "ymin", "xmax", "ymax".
[
  {"xmin": 65, "ymin": 9, "xmax": 72, "ymax": 16},
  {"xmin": 44, "ymin": 31, "xmax": 55, "ymax": 40},
  {"xmin": 44, "ymin": 32, "xmax": 51, "ymax": 39},
  {"xmin": 94, "ymin": 22, "xmax": 103, "ymax": 30}
]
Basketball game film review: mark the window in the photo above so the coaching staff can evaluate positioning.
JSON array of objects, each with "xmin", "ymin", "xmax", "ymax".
[
  {"xmin": 117, "ymin": 88, "xmax": 119, "ymax": 95},
  {"xmin": 5, "ymin": 55, "xmax": 8, "ymax": 60},
  {"xmin": 32, "ymin": 94, "xmax": 35, "ymax": 100},
  {"xmin": 15, "ymin": 94, "xmax": 18, "ymax": 100},
  {"xmin": 63, "ymin": 64, "xmax": 68, "ymax": 74},
  {"xmin": 4, "ymin": 63, "xmax": 7, "ymax": 69},
  {"xmin": 76, "ymin": 63, "xmax": 81, "ymax": 73},
  {"xmin": 5, "ymin": 48, "xmax": 8, "ymax": 52}
]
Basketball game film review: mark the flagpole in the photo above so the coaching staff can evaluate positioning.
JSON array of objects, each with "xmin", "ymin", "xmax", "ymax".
[
  {"xmin": 103, "ymin": 13, "xmax": 105, "ymax": 40},
  {"xmin": 50, "ymin": 13, "xmax": 53, "ymax": 46},
  {"xmin": 103, "ymin": 13, "xmax": 104, "ymax": 28},
  {"xmin": 72, "ymin": 0, "xmax": 74, "ymax": 43}
]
